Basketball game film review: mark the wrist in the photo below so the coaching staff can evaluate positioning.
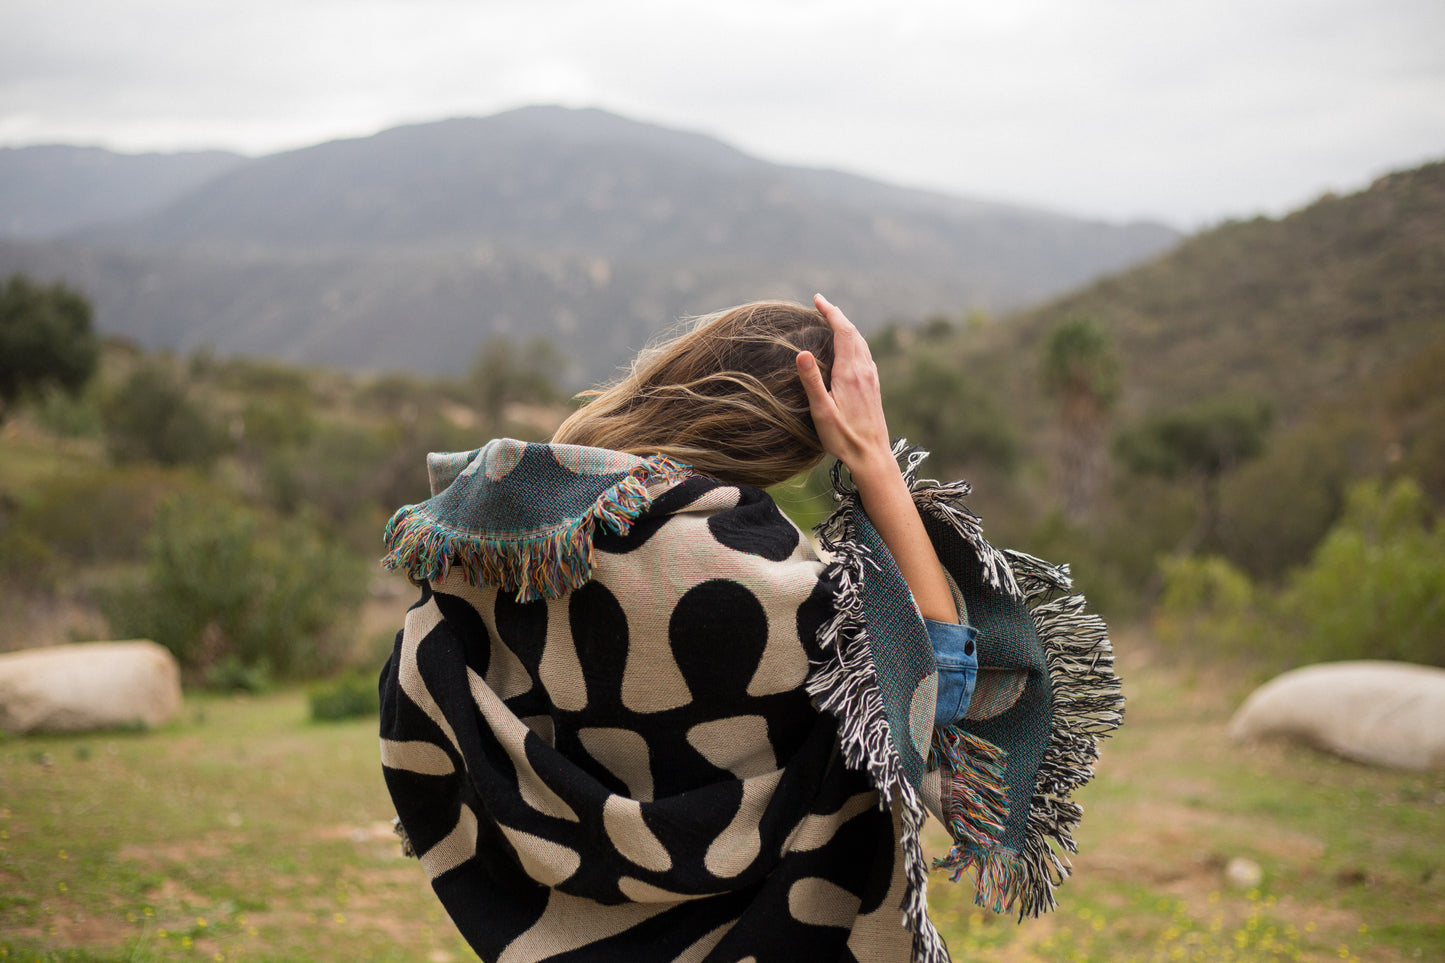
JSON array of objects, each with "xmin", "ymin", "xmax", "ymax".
[{"xmin": 847, "ymin": 449, "xmax": 904, "ymax": 490}]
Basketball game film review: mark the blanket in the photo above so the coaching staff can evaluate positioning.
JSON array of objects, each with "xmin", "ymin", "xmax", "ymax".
[{"xmin": 379, "ymin": 439, "xmax": 1123, "ymax": 962}]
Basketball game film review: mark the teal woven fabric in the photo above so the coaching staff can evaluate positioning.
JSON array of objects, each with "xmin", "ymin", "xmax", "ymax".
[
  {"xmin": 383, "ymin": 439, "xmax": 691, "ymax": 602},
  {"xmin": 818, "ymin": 442, "xmax": 1124, "ymax": 920}
]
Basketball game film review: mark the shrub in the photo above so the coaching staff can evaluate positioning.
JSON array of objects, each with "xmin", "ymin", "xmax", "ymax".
[
  {"xmin": 1277, "ymin": 477, "xmax": 1445, "ymax": 666},
  {"xmin": 1219, "ymin": 409, "xmax": 1377, "ymax": 582},
  {"xmin": 103, "ymin": 493, "xmax": 369, "ymax": 685},
  {"xmin": 1151, "ymin": 477, "xmax": 1445, "ymax": 668},
  {"xmin": 0, "ymin": 274, "xmax": 99, "ymax": 422},
  {"xmin": 884, "ymin": 354, "xmax": 1020, "ymax": 476},
  {"xmin": 31, "ymin": 383, "xmax": 102, "ymax": 438},
  {"xmin": 102, "ymin": 362, "xmax": 230, "ymax": 468},
  {"xmin": 1153, "ymin": 554, "xmax": 1262, "ymax": 659},
  {"xmin": 238, "ymin": 397, "xmax": 317, "ymax": 452},
  {"xmin": 308, "ymin": 669, "xmax": 380, "ymax": 722},
  {"xmin": 0, "ymin": 464, "xmax": 195, "ymax": 589}
]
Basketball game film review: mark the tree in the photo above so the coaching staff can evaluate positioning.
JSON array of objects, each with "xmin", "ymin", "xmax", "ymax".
[
  {"xmin": 470, "ymin": 335, "xmax": 565, "ymax": 431},
  {"xmin": 1115, "ymin": 395, "xmax": 1272, "ymax": 554},
  {"xmin": 1040, "ymin": 317, "xmax": 1120, "ymax": 519},
  {"xmin": 0, "ymin": 274, "xmax": 99, "ymax": 422},
  {"xmin": 884, "ymin": 354, "xmax": 1019, "ymax": 474}
]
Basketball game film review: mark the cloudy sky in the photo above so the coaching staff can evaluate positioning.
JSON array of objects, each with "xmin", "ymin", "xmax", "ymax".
[{"xmin": 3, "ymin": 0, "xmax": 1443, "ymax": 228}]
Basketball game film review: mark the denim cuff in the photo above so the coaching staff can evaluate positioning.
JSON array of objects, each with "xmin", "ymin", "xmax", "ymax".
[{"xmin": 926, "ymin": 618, "xmax": 979, "ymax": 728}]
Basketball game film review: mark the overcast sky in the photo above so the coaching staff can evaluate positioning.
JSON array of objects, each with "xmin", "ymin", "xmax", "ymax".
[{"xmin": 3, "ymin": 0, "xmax": 1443, "ymax": 228}]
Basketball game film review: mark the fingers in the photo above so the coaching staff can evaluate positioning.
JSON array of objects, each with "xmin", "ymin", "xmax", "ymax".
[
  {"xmin": 814, "ymin": 293, "xmax": 854, "ymax": 338},
  {"xmin": 814, "ymin": 293, "xmax": 870, "ymax": 367},
  {"xmin": 802, "ymin": 296, "xmax": 891, "ymax": 466},
  {"xmin": 796, "ymin": 350, "xmax": 833, "ymax": 417},
  {"xmin": 813, "ymin": 293, "xmax": 854, "ymax": 332}
]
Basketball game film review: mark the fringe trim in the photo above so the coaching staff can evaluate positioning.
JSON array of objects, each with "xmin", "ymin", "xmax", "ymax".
[
  {"xmin": 393, "ymin": 816, "xmax": 416, "ymax": 859},
  {"xmin": 893, "ymin": 439, "xmax": 1021, "ymax": 600},
  {"xmin": 380, "ymin": 455, "xmax": 690, "ymax": 603},
  {"xmin": 809, "ymin": 525, "xmax": 897, "ymax": 799},
  {"xmin": 929, "ymin": 725, "xmax": 1009, "ymax": 859},
  {"xmin": 987, "ymin": 548, "xmax": 1125, "ymax": 920},
  {"xmin": 815, "ymin": 441, "xmax": 1123, "ymax": 934},
  {"xmin": 809, "ymin": 486, "xmax": 949, "ymax": 963},
  {"xmin": 898, "ymin": 778, "xmax": 952, "ymax": 963}
]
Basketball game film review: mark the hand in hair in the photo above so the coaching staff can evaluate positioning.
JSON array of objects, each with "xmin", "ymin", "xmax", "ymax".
[
  {"xmin": 796, "ymin": 293, "xmax": 896, "ymax": 481},
  {"xmin": 797, "ymin": 294, "xmax": 959, "ymax": 625}
]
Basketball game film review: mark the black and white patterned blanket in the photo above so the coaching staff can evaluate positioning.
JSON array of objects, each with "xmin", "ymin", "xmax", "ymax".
[{"xmin": 379, "ymin": 440, "xmax": 1122, "ymax": 962}]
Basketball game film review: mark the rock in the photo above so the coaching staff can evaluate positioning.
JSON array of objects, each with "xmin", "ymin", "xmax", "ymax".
[
  {"xmin": 1224, "ymin": 856, "xmax": 1264, "ymax": 889},
  {"xmin": 1228, "ymin": 660, "xmax": 1445, "ymax": 771},
  {"xmin": 0, "ymin": 641, "xmax": 182, "ymax": 734}
]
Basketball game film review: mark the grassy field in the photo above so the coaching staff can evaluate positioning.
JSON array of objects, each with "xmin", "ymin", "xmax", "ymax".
[{"xmin": 1, "ymin": 631, "xmax": 1441, "ymax": 962}]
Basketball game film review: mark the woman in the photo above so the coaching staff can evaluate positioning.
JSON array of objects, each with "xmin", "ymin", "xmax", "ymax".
[{"xmin": 379, "ymin": 296, "xmax": 1121, "ymax": 962}]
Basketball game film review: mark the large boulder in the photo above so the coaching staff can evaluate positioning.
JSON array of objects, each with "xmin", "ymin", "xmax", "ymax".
[
  {"xmin": 0, "ymin": 640, "xmax": 182, "ymax": 734},
  {"xmin": 1228, "ymin": 660, "xmax": 1445, "ymax": 771}
]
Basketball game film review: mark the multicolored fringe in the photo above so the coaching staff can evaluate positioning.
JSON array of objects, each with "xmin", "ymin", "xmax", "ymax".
[
  {"xmin": 809, "ymin": 487, "xmax": 950, "ymax": 963},
  {"xmin": 927, "ymin": 732, "xmax": 1064, "ymax": 917},
  {"xmin": 929, "ymin": 725, "xmax": 1009, "ymax": 861},
  {"xmin": 381, "ymin": 454, "xmax": 691, "ymax": 603}
]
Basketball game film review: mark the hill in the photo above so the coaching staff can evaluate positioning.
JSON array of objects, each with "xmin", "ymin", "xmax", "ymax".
[
  {"xmin": 886, "ymin": 158, "xmax": 1445, "ymax": 594},
  {"xmin": 0, "ymin": 145, "xmax": 246, "ymax": 239},
  {"xmin": 0, "ymin": 106, "xmax": 1178, "ymax": 380},
  {"xmin": 996, "ymin": 161, "xmax": 1445, "ymax": 421}
]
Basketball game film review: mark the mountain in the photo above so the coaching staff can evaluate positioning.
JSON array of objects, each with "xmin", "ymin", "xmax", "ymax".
[
  {"xmin": 0, "ymin": 106, "xmax": 1179, "ymax": 380},
  {"xmin": 0, "ymin": 145, "xmax": 246, "ymax": 239}
]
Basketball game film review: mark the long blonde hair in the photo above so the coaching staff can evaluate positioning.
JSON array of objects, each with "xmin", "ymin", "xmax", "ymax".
[{"xmin": 552, "ymin": 300, "xmax": 834, "ymax": 488}]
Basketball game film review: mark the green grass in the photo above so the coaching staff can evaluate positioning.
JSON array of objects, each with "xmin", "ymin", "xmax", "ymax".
[
  {"xmin": 2, "ymin": 637, "xmax": 1441, "ymax": 961},
  {"xmin": 0, "ymin": 692, "xmax": 475, "ymax": 962},
  {"xmin": 925, "ymin": 635, "xmax": 1445, "ymax": 961}
]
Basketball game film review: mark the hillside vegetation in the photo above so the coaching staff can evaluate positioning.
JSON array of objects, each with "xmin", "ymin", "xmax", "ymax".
[
  {"xmin": 0, "ymin": 336, "xmax": 567, "ymax": 682},
  {"xmin": 2, "ymin": 158, "xmax": 1442, "ymax": 678},
  {"xmin": 877, "ymin": 161, "xmax": 1445, "ymax": 662},
  {"xmin": 1000, "ymin": 161, "xmax": 1445, "ymax": 422}
]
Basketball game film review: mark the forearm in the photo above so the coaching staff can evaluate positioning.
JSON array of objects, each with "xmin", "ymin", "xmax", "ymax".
[{"xmin": 799, "ymin": 293, "xmax": 958, "ymax": 625}]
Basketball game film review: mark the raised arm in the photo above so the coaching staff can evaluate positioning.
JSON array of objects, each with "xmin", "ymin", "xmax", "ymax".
[{"xmin": 796, "ymin": 293, "xmax": 958, "ymax": 625}]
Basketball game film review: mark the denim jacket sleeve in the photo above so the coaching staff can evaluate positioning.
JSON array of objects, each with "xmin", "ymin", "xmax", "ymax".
[{"xmin": 926, "ymin": 617, "xmax": 979, "ymax": 728}]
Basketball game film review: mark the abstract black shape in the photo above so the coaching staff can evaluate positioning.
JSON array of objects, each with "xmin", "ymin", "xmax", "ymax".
[{"xmin": 707, "ymin": 488, "xmax": 799, "ymax": 562}]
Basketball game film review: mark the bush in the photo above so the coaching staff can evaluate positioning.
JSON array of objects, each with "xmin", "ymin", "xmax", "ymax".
[
  {"xmin": 1153, "ymin": 554, "xmax": 1261, "ymax": 658},
  {"xmin": 102, "ymin": 362, "xmax": 230, "ymax": 468},
  {"xmin": 0, "ymin": 528, "xmax": 53, "ymax": 591},
  {"xmin": 1219, "ymin": 409, "xmax": 1378, "ymax": 581},
  {"xmin": 260, "ymin": 413, "xmax": 476, "ymax": 544},
  {"xmin": 884, "ymin": 354, "xmax": 1020, "ymax": 476},
  {"xmin": 31, "ymin": 383, "xmax": 102, "ymax": 438},
  {"xmin": 308, "ymin": 669, "xmax": 380, "ymax": 721},
  {"xmin": 103, "ymin": 493, "xmax": 369, "ymax": 685},
  {"xmin": 1017, "ymin": 474, "xmax": 1200, "ymax": 622},
  {"xmin": 1151, "ymin": 477, "xmax": 1445, "ymax": 668},
  {"xmin": 0, "ymin": 465, "xmax": 195, "ymax": 589},
  {"xmin": 1277, "ymin": 477, "xmax": 1445, "ymax": 666},
  {"xmin": 0, "ymin": 274, "xmax": 99, "ymax": 422}
]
